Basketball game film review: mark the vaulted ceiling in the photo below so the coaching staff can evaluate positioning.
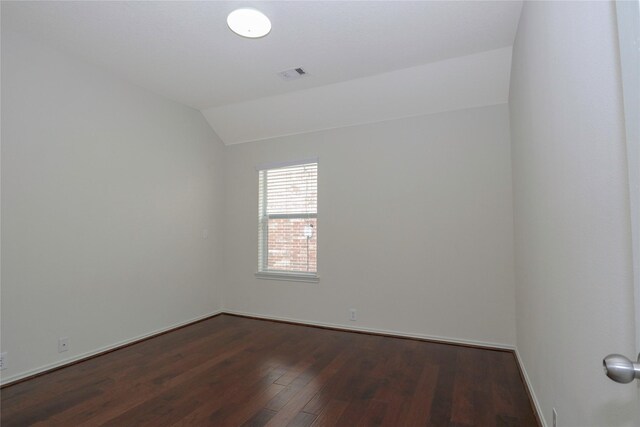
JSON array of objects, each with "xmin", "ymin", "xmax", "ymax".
[{"xmin": 2, "ymin": 1, "xmax": 523, "ymax": 144}]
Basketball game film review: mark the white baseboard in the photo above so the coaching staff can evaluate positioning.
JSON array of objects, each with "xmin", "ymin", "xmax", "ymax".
[
  {"xmin": 514, "ymin": 348, "xmax": 547, "ymax": 427},
  {"xmin": 222, "ymin": 309, "xmax": 516, "ymax": 351},
  {"xmin": 0, "ymin": 310, "xmax": 223, "ymax": 386}
]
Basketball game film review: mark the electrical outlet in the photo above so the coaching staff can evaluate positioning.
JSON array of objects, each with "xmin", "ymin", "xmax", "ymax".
[
  {"xmin": 553, "ymin": 408, "xmax": 558, "ymax": 427},
  {"xmin": 0, "ymin": 352, "xmax": 6, "ymax": 370},
  {"xmin": 58, "ymin": 337, "xmax": 69, "ymax": 353},
  {"xmin": 349, "ymin": 308, "xmax": 357, "ymax": 321}
]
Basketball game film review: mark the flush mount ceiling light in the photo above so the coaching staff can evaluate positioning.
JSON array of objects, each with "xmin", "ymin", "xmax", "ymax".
[{"xmin": 227, "ymin": 8, "xmax": 271, "ymax": 38}]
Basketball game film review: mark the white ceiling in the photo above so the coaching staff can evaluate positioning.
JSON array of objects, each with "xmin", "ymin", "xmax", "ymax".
[
  {"xmin": 2, "ymin": 1, "xmax": 523, "ymax": 112},
  {"xmin": 204, "ymin": 47, "xmax": 513, "ymax": 144}
]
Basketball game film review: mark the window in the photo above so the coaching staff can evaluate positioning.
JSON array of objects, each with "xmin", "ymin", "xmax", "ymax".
[{"xmin": 257, "ymin": 160, "xmax": 318, "ymax": 282}]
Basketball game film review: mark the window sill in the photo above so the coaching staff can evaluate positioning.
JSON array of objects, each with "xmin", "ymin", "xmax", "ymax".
[{"xmin": 255, "ymin": 271, "xmax": 319, "ymax": 283}]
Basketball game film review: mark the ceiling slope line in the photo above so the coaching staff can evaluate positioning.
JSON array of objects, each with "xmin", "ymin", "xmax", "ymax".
[{"xmin": 202, "ymin": 47, "xmax": 513, "ymax": 145}]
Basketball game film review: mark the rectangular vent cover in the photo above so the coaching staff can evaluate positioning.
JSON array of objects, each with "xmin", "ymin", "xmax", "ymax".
[{"xmin": 278, "ymin": 67, "xmax": 309, "ymax": 81}]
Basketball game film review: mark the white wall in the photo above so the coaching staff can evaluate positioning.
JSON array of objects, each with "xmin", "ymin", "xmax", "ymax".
[
  {"xmin": 509, "ymin": 2, "xmax": 637, "ymax": 426},
  {"xmin": 0, "ymin": 31, "xmax": 226, "ymax": 382},
  {"xmin": 223, "ymin": 104, "xmax": 517, "ymax": 347}
]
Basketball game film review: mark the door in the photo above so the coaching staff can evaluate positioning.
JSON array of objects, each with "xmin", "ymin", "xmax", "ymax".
[
  {"xmin": 615, "ymin": 0, "xmax": 639, "ymax": 357},
  {"xmin": 604, "ymin": 0, "xmax": 640, "ymax": 403}
]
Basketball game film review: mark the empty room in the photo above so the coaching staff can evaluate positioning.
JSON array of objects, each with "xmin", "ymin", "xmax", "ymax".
[{"xmin": 1, "ymin": 1, "xmax": 639, "ymax": 426}]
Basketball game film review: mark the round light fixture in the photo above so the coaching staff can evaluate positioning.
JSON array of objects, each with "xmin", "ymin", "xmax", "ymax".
[{"xmin": 227, "ymin": 8, "xmax": 271, "ymax": 38}]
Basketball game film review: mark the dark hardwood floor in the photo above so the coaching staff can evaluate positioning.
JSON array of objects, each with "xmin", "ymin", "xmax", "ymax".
[{"xmin": 1, "ymin": 314, "xmax": 539, "ymax": 426}]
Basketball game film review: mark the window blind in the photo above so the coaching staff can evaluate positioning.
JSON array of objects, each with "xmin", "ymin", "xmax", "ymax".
[{"xmin": 258, "ymin": 162, "xmax": 318, "ymax": 275}]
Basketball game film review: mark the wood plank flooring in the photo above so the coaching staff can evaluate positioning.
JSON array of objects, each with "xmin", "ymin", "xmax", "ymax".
[{"xmin": 0, "ymin": 314, "xmax": 539, "ymax": 426}]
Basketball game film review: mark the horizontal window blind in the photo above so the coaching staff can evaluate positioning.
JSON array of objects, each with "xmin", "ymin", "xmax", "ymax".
[{"xmin": 258, "ymin": 162, "xmax": 318, "ymax": 274}]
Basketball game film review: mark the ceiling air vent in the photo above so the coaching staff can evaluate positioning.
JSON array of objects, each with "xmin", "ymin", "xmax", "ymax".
[{"xmin": 277, "ymin": 67, "xmax": 309, "ymax": 81}]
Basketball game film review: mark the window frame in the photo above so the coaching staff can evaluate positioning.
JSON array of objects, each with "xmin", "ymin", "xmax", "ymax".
[{"xmin": 255, "ymin": 159, "xmax": 319, "ymax": 283}]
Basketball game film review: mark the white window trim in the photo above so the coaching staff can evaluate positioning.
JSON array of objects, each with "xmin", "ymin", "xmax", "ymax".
[
  {"xmin": 256, "ymin": 159, "xmax": 319, "ymax": 283},
  {"xmin": 256, "ymin": 157, "xmax": 319, "ymax": 171},
  {"xmin": 254, "ymin": 271, "xmax": 319, "ymax": 283}
]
